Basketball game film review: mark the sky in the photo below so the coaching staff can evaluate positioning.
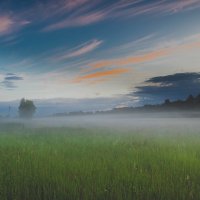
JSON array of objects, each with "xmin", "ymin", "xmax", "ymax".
[{"xmin": 0, "ymin": 0, "xmax": 200, "ymax": 112}]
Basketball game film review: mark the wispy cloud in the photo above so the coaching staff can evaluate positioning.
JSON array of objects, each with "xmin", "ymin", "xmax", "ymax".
[
  {"xmin": 1, "ymin": 0, "xmax": 200, "ymax": 34},
  {"xmin": 42, "ymin": 0, "xmax": 140, "ymax": 31},
  {"xmin": 15, "ymin": 0, "xmax": 97, "ymax": 28},
  {"xmin": 112, "ymin": 34, "xmax": 157, "ymax": 53},
  {"xmin": 43, "ymin": 11, "xmax": 106, "ymax": 31},
  {"xmin": 73, "ymin": 68, "xmax": 130, "ymax": 83},
  {"xmin": 5, "ymin": 75, "xmax": 23, "ymax": 81},
  {"xmin": 90, "ymin": 49, "xmax": 170, "ymax": 70},
  {"xmin": 0, "ymin": 15, "xmax": 29, "ymax": 36},
  {"xmin": 71, "ymin": 35, "xmax": 200, "ymax": 85},
  {"xmin": 116, "ymin": 0, "xmax": 200, "ymax": 17},
  {"xmin": 0, "ymin": 73, "xmax": 24, "ymax": 89},
  {"xmin": 85, "ymin": 39, "xmax": 200, "ymax": 71},
  {"xmin": 1, "ymin": 80, "xmax": 17, "ymax": 89},
  {"xmin": 43, "ymin": 0, "xmax": 200, "ymax": 31},
  {"xmin": 54, "ymin": 39, "xmax": 103, "ymax": 61}
]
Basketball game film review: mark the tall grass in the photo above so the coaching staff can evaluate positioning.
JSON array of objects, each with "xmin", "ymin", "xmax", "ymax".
[{"xmin": 0, "ymin": 123, "xmax": 200, "ymax": 199}]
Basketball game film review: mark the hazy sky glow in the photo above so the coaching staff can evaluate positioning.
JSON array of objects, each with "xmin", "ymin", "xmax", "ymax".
[{"xmin": 0, "ymin": 0, "xmax": 200, "ymax": 106}]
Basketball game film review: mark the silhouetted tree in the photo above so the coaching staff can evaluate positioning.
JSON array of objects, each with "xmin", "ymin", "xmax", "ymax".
[{"xmin": 18, "ymin": 98, "xmax": 36, "ymax": 118}]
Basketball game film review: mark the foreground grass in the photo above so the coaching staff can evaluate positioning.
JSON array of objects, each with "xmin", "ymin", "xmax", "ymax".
[{"xmin": 0, "ymin": 123, "xmax": 200, "ymax": 199}]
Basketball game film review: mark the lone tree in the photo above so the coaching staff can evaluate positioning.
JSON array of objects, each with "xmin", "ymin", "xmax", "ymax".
[{"xmin": 18, "ymin": 98, "xmax": 36, "ymax": 118}]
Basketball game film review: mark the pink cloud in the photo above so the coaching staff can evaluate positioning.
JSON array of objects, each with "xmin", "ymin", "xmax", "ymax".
[
  {"xmin": 0, "ymin": 15, "xmax": 30, "ymax": 36},
  {"xmin": 19, "ymin": 0, "xmax": 94, "ymax": 22},
  {"xmin": 53, "ymin": 39, "xmax": 103, "ymax": 61},
  {"xmin": 44, "ymin": 11, "xmax": 106, "ymax": 31},
  {"xmin": 0, "ymin": 16, "xmax": 14, "ymax": 35},
  {"xmin": 2, "ymin": 0, "xmax": 200, "ymax": 34},
  {"xmin": 43, "ymin": 0, "xmax": 200, "ymax": 31},
  {"xmin": 62, "ymin": 0, "xmax": 91, "ymax": 10},
  {"xmin": 113, "ymin": 0, "xmax": 200, "ymax": 18}
]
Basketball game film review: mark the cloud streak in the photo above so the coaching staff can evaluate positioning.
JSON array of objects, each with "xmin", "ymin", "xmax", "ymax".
[
  {"xmin": 85, "ymin": 39, "xmax": 200, "ymax": 71},
  {"xmin": 91, "ymin": 49, "xmax": 170, "ymax": 69},
  {"xmin": 1, "ymin": 0, "xmax": 200, "ymax": 34},
  {"xmin": 54, "ymin": 39, "xmax": 103, "ymax": 61},
  {"xmin": 44, "ymin": 11, "xmax": 106, "ymax": 31},
  {"xmin": 43, "ymin": 0, "xmax": 200, "ymax": 31},
  {"xmin": 72, "ymin": 36, "xmax": 200, "ymax": 85},
  {"xmin": 116, "ymin": 0, "xmax": 200, "ymax": 17},
  {"xmin": 73, "ymin": 68, "xmax": 130, "ymax": 83},
  {"xmin": 5, "ymin": 75, "xmax": 23, "ymax": 81},
  {"xmin": 0, "ymin": 73, "xmax": 23, "ymax": 89}
]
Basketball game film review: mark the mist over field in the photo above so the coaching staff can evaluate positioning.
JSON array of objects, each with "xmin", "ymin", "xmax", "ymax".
[
  {"xmin": 1, "ymin": 114, "xmax": 200, "ymax": 199},
  {"xmin": 1, "ymin": 113, "xmax": 200, "ymax": 132}
]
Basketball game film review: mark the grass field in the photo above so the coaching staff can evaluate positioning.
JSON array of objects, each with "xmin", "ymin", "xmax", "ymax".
[{"xmin": 0, "ymin": 122, "xmax": 200, "ymax": 200}]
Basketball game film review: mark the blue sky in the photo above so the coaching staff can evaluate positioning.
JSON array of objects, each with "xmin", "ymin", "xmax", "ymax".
[{"xmin": 0, "ymin": 0, "xmax": 200, "ymax": 111}]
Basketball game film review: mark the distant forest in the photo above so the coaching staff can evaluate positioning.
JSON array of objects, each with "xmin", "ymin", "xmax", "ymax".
[
  {"xmin": 110, "ymin": 94, "xmax": 200, "ymax": 113},
  {"xmin": 53, "ymin": 94, "xmax": 200, "ymax": 117},
  {"xmin": 138, "ymin": 94, "xmax": 200, "ymax": 111}
]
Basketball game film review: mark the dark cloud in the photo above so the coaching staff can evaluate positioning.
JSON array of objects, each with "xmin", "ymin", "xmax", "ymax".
[
  {"xmin": 1, "ymin": 80, "xmax": 16, "ymax": 89},
  {"xmin": 5, "ymin": 75, "xmax": 23, "ymax": 81},
  {"xmin": 6, "ymin": 73, "xmax": 15, "ymax": 76},
  {"xmin": 0, "ymin": 73, "xmax": 23, "ymax": 89},
  {"xmin": 133, "ymin": 72, "xmax": 200, "ymax": 105}
]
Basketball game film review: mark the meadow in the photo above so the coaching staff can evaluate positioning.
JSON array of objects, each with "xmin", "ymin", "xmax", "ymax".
[{"xmin": 0, "ymin": 121, "xmax": 200, "ymax": 200}]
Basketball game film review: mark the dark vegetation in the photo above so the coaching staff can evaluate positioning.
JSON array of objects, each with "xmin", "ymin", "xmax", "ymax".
[
  {"xmin": 53, "ymin": 94, "xmax": 200, "ymax": 117},
  {"xmin": 140, "ymin": 94, "xmax": 200, "ymax": 111},
  {"xmin": 18, "ymin": 98, "xmax": 36, "ymax": 118}
]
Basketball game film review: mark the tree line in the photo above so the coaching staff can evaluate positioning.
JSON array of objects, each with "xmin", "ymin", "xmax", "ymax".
[{"xmin": 162, "ymin": 94, "xmax": 200, "ymax": 109}]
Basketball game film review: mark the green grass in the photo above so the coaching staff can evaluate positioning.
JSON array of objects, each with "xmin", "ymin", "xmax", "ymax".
[{"xmin": 0, "ymin": 123, "xmax": 200, "ymax": 199}]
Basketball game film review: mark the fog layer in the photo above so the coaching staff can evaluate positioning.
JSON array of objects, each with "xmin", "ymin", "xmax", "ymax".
[{"xmin": 2, "ymin": 113, "xmax": 200, "ymax": 132}]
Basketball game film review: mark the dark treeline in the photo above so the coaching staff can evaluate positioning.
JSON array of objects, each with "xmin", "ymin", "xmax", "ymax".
[
  {"xmin": 160, "ymin": 94, "xmax": 200, "ymax": 110},
  {"xmin": 53, "ymin": 94, "xmax": 200, "ymax": 117},
  {"xmin": 139, "ymin": 94, "xmax": 200, "ymax": 111},
  {"xmin": 110, "ymin": 94, "xmax": 200, "ymax": 113}
]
